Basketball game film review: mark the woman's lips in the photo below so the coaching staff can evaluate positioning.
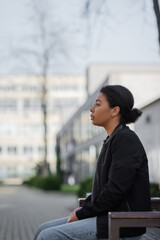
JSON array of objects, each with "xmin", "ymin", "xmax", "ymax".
[{"xmin": 90, "ymin": 115, "xmax": 95, "ymax": 120}]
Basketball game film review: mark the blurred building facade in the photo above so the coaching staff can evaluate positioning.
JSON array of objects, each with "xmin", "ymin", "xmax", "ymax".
[
  {"xmin": 57, "ymin": 79, "xmax": 108, "ymax": 184},
  {"xmin": 0, "ymin": 75, "xmax": 86, "ymax": 182},
  {"xmin": 57, "ymin": 64, "xmax": 160, "ymax": 184},
  {"xmin": 135, "ymin": 98, "xmax": 160, "ymax": 184}
]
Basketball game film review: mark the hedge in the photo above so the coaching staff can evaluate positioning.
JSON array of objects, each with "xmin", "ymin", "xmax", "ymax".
[
  {"xmin": 150, "ymin": 182, "xmax": 160, "ymax": 197},
  {"xmin": 77, "ymin": 177, "xmax": 93, "ymax": 197},
  {"xmin": 77, "ymin": 178, "xmax": 160, "ymax": 198},
  {"xmin": 23, "ymin": 175, "xmax": 61, "ymax": 191},
  {"xmin": 23, "ymin": 175, "xmax": 160, "ymax": 198}
]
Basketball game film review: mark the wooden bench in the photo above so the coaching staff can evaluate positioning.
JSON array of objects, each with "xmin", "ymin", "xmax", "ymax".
[
  {"xmin": 78, "ymin": 196, "xmax": 160, "ymax": 240},
  {"xmin": 109, "ymin": 198, "xmax": 160, "ymax": 240}
]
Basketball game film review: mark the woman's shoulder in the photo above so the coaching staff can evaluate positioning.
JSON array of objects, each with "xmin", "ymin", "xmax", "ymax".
[
  {"xmin": 113, "ymin": 125, "xmax": 141, "ymax": 144},
  {"xmin": 110, "ymin": 125, "xmax": 145, "ymax": 154}
]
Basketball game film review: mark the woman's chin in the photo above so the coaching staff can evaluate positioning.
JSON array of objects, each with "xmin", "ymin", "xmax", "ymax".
[
  {"xmin": 92, "ymin": 120, "xmax": 98, "ymax": 126},
  {"xmin": 91, "ymin": 119, "xmax": 95, "ymax": 124}
]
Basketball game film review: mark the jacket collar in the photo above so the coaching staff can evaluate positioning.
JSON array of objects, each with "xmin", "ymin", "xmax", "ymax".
[{"xmin": 103, "ymin": 123, "xmax": 125, "ymax": 145}]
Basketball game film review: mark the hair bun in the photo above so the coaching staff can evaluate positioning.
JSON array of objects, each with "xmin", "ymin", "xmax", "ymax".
[{"xmin": 124, "ymin": 108, "xmax": 142, "ymax": 124}]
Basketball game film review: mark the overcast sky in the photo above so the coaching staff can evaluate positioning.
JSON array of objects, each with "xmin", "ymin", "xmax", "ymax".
[{"xmin": 0, "ymin": 0, "xmax": 160, "ymax": 75}]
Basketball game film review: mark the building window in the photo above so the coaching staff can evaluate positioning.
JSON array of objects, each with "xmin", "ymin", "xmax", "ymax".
[
  {"xmin": 23, "ymin": 146, "xmax": 33, "ymax": 155},
  {"xmin": 38, "ymin": 146, "xmax": 44, "ymax": 154},
  {"xmin": 23, "ymin": 86, "xmax": 42, "ymax": 92},
  {"xmin": 0, "ymin": 86, "xmax": 16, "ymax": 91},
  {"xmin": 23, "ymin": 99, "xmax": 41, "ymax": 112},
  {"xmin": 0, "ymin": 99, "xmax": 17, "ymax": 112},
  {"xmin": 7, "ymin": 146, "xmax": 17, "ymax": 155}
]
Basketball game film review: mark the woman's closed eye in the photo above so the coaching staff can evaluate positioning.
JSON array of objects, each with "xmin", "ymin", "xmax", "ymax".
[{"xmin": 94, "ymin": 103, "xmax": 101, "ymax": 107}]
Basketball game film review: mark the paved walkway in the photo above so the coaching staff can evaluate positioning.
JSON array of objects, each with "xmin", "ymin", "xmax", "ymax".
[{"xmin": 0, "ymin": 185, "xmax": 77, "ymax": 240}]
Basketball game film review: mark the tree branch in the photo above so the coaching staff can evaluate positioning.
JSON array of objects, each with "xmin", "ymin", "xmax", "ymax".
[{"xmin": 153, "ymin": 0, "xmax": 160, "ymax": 50}]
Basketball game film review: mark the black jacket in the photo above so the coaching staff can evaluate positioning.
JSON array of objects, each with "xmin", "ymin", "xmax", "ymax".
[{"xmin": 76, "ymin": 124, "xmax": 151, "ymax": 238}]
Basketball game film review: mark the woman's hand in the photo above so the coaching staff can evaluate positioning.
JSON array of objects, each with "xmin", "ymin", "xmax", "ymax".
[
  {"xmin": 67, "ymin": 212, "xmax": 78, "ymax": 223},
  {"xmin": 67, "ymin": 207, "xmax": 82, "ymax": 223}
]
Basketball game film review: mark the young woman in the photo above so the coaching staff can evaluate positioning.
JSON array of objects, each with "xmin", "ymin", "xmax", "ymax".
[{"xmin": 33, "ymin": 85, "xmax": 151, "ymax": 240}]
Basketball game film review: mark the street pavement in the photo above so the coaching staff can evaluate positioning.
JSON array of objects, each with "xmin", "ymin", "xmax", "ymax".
[{"xmin": 0, "ymin": 185, "xmax": 77, "ymax": 240}]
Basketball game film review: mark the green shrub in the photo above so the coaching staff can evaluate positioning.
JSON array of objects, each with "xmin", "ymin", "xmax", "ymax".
[
  {"xmin": 43, "ymin": 175, "xmax": 61, "ymax": 190},
  {"xmin": 150, "ymin": 183, "xmax": 160, "ymax": 197},
  {"xmin": 60, "ymin": 184, "xmax": 80, "ymax": 194},
  {"xmin": 23, "ymin": 177, "xmax": 35, "ymax": 186},
  {"xmin": 77, "ymin": 177, "xmax": 93, "ymax": 197},
  {"xmin": 24, "ymin": 177, "xmax": 160, "ymax": 198},
  {"xmin": 77, "ymin": 179, "xmax": 160, "ymax": 198},
  {"xmin": 23, "ymin": 175, "xmax": 61, "ymax": 191}
]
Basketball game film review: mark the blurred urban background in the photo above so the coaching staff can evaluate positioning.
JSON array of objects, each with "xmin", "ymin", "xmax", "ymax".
[
  {"xmin": 0, "ymin": 1, "xmax": 160, "ymax": 239},
  {"xmin": 0, "ymin": 0, "xmax": 160, "ymax": 188}
]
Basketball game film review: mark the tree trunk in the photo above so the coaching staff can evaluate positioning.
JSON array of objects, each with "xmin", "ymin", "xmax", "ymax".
[
  {"xmin": 153, "ymin": 0, "xmax": 160, "ymax": 49},
  {"xmin": 41, "ymin": 75, "xmax": 50, "ymax": 176}
]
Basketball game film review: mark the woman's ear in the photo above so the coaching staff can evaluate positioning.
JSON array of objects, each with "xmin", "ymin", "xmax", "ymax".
[{"xmin": 112, "ymin": 106, "xmax": 120, "ymax": 117}]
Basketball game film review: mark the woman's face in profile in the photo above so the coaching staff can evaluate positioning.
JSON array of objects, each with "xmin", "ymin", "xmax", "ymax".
[{"xmin": 90, "ymin": 92, "xmax": 114, "ymax": 127}]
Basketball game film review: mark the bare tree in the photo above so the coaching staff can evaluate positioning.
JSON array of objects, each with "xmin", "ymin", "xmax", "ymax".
[
  {"xmin": 81, "ymin": 0, "xmax": 110, "ymax": 58},
  {"xmin": 82, "ymin": 0, "xmax": 160, "ymax": 52},
  {"xmin": 153, "ymin": 0, "xmax": 160, "ymax": 49},
  {"xmin": 29, "ymin": 1, "xmax": 66, "ymax": 175},
  {"xmin": 12, "ymin": 0, "xmax": 69, "ymax": 175}
]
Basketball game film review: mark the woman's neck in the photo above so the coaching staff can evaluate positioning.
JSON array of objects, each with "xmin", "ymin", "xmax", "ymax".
[{"xmin": 104, "ymin": 121, "xmax": 120, "ymax": 136}]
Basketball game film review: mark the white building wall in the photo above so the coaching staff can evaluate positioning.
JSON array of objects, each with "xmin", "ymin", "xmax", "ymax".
[
  {"xmin": 135, "ymin": 99, "xmax": 160, "ymax": 184},
  {"xmin": 0, "ymin": 75, "xmax": 86, "ymax": 181},
  {"xmin": 88, "ymin": 64, "xmax": 160, "ymax": 108}
]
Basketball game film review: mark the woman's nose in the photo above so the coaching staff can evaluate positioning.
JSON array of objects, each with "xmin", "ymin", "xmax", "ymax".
[{"xmin": 90, "ymin": 105, "xmax": 94, "ymax": 112}]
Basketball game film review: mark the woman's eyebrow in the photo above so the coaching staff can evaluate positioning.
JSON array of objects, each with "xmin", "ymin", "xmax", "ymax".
[{"xmin": 96, "ymin": 99, "xmax": 102, "ymax": 102}]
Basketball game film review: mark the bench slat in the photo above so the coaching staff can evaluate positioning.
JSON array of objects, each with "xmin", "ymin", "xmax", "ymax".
[
  {"xmin": 110, "ymin": 212, "xmax": 160, "ymax": 219},
  {"xmin": 109, "ymin": 211, "xmax": 160, "ymax": 240}
]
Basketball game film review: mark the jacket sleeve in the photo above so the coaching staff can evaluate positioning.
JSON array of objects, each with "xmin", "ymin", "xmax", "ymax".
[
  {"xmin": 80, "ymin": 194, "xmax": 92, "ymax": 207},
  {"xmin": 76, "ymin": 132, "xmax": 141, "ymax": 220}
]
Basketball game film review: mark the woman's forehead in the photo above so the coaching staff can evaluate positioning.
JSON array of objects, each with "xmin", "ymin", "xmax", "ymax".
[{"xmin": 96, "ymin": 92, "xmax": 106, "ymax": 102}]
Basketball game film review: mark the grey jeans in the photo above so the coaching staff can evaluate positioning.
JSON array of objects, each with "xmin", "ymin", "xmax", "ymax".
[{"xmin": 33, "ymin": 216, "xmax": 142, "ymax": 240}]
